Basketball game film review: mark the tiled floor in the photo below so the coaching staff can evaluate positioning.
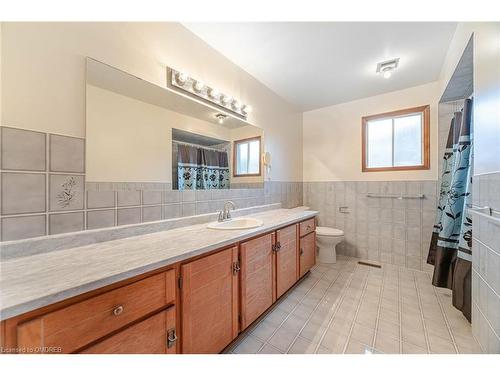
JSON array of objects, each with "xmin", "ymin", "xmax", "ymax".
[{"xmin": 226, "ymin": 255, "xmax": 483, "ymax": 354}]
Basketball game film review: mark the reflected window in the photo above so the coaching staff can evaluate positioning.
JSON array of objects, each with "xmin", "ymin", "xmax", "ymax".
[
  {"xmin": 233, "ymin": 137, "xmax": 261, "ymax": 176},
  {"xmin": 362, "ymin": 106, "xmax": 430, "ymax": 172}
]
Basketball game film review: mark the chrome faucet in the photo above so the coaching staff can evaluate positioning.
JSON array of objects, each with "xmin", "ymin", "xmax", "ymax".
[{"xmin": 218, "ymin": 201, "xmax": 236, "ymax": 222}]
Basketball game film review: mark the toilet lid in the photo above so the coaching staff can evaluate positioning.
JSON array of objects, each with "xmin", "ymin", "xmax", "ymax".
[{"xmin": 316, "ymin": 226, "xmax": 344, "ymax": 237}]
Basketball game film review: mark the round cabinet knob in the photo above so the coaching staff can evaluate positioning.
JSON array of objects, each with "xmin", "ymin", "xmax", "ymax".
[{"xmin": 112, "ymin": 305, "xmax": 124, "ymax": 316}]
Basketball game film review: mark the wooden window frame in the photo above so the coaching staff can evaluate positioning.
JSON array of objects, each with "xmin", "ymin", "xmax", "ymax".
[
  {"xmin": 362, "ymin": 105, "xmax": 430, "ymax": 172},
  {"xmin": 233, "ymin": 136, "xmax": 262, "ymax": 177}
]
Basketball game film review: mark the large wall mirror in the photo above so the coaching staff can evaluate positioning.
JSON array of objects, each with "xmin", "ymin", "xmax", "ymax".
[{"xmin": 86, "ymin": 58, "xmax": 264, "ymax": 190}]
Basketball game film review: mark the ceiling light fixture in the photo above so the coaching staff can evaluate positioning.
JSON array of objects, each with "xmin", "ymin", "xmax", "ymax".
[
  {"xmin": 168, "ymin": 67, "xmax": 251, "ymax": 119},
  {"xmin": 376, "ymin": 58, "xmax": 400, "ymax": 79},
  {"xmin": 215, "ymin": 113, "xmax": 227, "ymax": 124}
]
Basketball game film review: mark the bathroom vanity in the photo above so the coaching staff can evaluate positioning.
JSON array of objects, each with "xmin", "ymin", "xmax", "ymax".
[
  {"xmin": 0, "ymin": 58, "xmax": 313, "ymax": 354},
  {"xmin": 0, "ymin": 209, "xmax": 317, "ymax": 354}
]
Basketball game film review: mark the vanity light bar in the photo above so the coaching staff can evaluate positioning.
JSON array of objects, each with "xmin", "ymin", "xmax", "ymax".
[{"xmin": 167, "ymin": 67, "xmax": 251, "ymax": 119}]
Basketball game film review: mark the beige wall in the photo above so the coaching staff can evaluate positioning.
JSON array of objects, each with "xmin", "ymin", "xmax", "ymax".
[
  {"xmin": 0, "ymin": 23, "xmax": 2, "ymax": 126},
  {"xmin": 1, "ymin": 22, "xmax": 302, "ymax": 181},
  {"xmin": 438, "ymin": 22, "xmax": 500, "ymax": 175},
  {"xmin": 472, "ymin": 23, "xmax": 500, "ymax": 175},
  {"xmin": 302, "ymin": 81, "xmax": 441, "ymax": 181}
]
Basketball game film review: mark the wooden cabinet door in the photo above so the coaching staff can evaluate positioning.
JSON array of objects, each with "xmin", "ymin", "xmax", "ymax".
[
  {"xmin": 81, "ymin": 307, "xmax": 177, "ymax": 354},
  {"xmin": 181, "ymin": 246, "xmax": 239, "ymax": 354},
  {"xmin": 240, "ymin": 233, "xmax": 274, "ymax": 330},
  {"xmin": 299, "ymin": 232, "xmax": 316, "ymax": 278},
  {"xmin": 276, "ymin": 224, "xmax": 298, "ymax": 299}
]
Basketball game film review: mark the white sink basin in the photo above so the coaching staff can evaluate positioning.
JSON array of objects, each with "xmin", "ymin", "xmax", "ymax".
[{"xmin": 207, "ymin": 217, "xmax": 263, "ymax": 230}]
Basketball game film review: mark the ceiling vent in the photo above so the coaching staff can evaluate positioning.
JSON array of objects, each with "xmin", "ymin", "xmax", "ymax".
[{"xmin": 376, "ymin": 58, "xmax": 400, "ymax": 78}]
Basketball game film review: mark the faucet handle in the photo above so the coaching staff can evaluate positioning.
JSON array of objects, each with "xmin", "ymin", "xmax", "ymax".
[{"xmin": 218, "ymin": 210, "xmax": 224, "ymax": 222}]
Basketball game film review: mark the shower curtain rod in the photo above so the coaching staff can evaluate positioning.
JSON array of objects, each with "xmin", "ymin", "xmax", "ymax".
[{"xmin": 172, "ymin": 140, "xmax": 229, "ymax": 152}]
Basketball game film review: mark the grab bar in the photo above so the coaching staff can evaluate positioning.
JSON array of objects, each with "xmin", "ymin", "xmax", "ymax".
[
  {"xmin": 366, "ymin": 193, "xmax": 425, "ymax": 200},
  {"xmin": 467, "ymin": 204, "xmax": 500, "ymax": 226}
]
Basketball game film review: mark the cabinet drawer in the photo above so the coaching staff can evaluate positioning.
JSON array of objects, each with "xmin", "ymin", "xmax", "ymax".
[
  {"xmin": 81, "ymin": 307, "xmax": 177, "ymax": 354},
  {"xmin": 17, "ymin": 269, "xmax": 175, "ymax": 353},
  {"xmin": 299, "ymin": 218, "xmax": 315, "ymax": 237}
]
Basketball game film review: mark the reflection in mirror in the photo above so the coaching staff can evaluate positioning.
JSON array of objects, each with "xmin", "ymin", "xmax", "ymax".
[
  {"xmin": 234, "ymin": 137, "xmax": 261, "ymax": 177},
  {"xmin": 172, "ymin": 129, "xmax": 230, "ymax": 190},
  {"xmin": 85, "ymin": 58, "xmax": 264, "ymax": 190}
]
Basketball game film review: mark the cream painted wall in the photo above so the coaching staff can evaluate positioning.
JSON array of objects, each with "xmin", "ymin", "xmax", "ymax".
[
  {"xmin": 473, "ymin": 23, "xmax": 500, "ymax": 175},
  {"xmin": 302, "ymin": 81, "xmax": 441, "ymax": 181},
  {"xmin": 0, "ymin": 23, "xmax": 2, "ymax": 126},
  {"xmin": 0, "ymin": 22, "xmax": 302, "ymax": 181},
  {"xmin": 438, "ymin": 22, "xmax": 500, "ymax": 175}
]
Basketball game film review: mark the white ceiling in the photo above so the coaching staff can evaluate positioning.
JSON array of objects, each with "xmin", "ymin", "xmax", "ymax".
[{"xmin": 183, "ymin": 22, "xmax": 458, "ymax": 111}]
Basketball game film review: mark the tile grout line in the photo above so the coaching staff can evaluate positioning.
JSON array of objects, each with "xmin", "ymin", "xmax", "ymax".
[
  {"xmin": 471, "ymin": 300, "xmax": 495, "ymax": 353},
  {"xmin": 412, "ymin": 270, "xmax": 431, "ymax": 354},
  {"xmin": 284, "ymin": 263, "xmax": 348, "ymax": 353},
  {"xmin": 341, "ymin": 265, "xmax": 371, "ymax": 354},
  {"xmin": 428, "ymin": 273, "xmax": 459, "ymax": 353},
  {"xmin": 370, "ymin": 266, "xmax": 386, "ymax": 351},
  {"xmin": 312, "ymin": 261, "xmax": 359, "ymax": 353},
  {"xmin": 398, "ymin": 266, "xmax": 403, "ymax": 353},
  {"xmin": 255, "ymin": 265, "xmax": 328, "ymax": 353}
]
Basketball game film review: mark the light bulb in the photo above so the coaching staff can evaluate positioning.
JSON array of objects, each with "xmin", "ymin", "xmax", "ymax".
[
  {"xmin": 232, "ymin": 100, "xmax": 241, "ymax": 111},
  {"xmin": 208, "ymin": 88, "xmax": 220, "ymax": 100},
  {"xmin": 221, "ymin": 95, "xmax": 232, "ymax": 106},
  {"xmin": 383, "ymin": 70, "xmax": 392, "ymax": 79},
  {"xmin": 215, "ymin": 114, "xmax": 227, "ymax": 124},
  {"xmin": 242, "ymin": 105, "xmax": 252, "ymax": 114},
  {"xmin": 193, "ymin": 80, "xmax": 205, "ymax": 93},
  {"xmin": 176, "ymin": 72, "xmax": 188, "ymax": 86}
]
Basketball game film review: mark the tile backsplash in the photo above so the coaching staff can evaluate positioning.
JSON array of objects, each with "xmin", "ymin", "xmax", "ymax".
[
  {"xmin": 0, "ymin": 125, "xmax": 303, "ymax": 242},
  {"xmin": 303, "ymin": 180, "xmax": 438, "ymax": 272},
  {"xmin": 1, "ymin": 126, "xmax": 86, "ymax": 241}
]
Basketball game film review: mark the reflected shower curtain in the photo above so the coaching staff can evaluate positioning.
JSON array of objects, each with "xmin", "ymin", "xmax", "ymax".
[
  {"xmin": 427, "ymin": 98, "xmax": 473, "ymax": 321},
  {"xmin": 177, "ymin": 144, "xmax": 229, "ymax": 190}
]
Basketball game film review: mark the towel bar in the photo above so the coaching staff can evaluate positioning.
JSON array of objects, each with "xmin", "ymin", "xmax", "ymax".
[
  {"xmin": 467, "ymin": 204, "xmax": 500, "ymax": 225},
  {"xmin": 366, "ymin": 193, "xmax": 425, "ymax": 199}
]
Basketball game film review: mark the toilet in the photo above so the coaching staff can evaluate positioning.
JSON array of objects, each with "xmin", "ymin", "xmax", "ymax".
[{"xmin": 316, "ymin": 226, "xmax": 344, "ymax": 264}]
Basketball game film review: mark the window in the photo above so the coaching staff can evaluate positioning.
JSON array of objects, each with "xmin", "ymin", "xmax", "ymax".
[
  {"xmin": 233, "ymin": 136, "xmax": 261, "ymax": 176},
  {"xmin": 362, "ymin": 105, "xmax": 430, "ymax": 172}
]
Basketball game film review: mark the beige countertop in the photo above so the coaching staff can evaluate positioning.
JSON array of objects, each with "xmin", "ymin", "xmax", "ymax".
[{"xmin": 0, "ymin": 208, "xmax": 317, "ymax": 320}]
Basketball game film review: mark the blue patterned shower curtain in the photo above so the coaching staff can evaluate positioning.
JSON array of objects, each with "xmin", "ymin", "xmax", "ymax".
[
  {"xmin": 427, "ymin": 98, "xmax": 473, "ymax": 321},
  {"xmin": 177, "ymin": 144, "xmax": 230, "ymax": 190}
]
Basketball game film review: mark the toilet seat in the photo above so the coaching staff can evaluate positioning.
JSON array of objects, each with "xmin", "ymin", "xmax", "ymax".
[{"xmin": 316, "ymin": 226, "xmax": 344, "ymax": 237}]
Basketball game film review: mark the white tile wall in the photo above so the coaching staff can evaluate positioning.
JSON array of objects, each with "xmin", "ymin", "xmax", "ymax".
[{"xmin": 471, "ymin": 173, "xmax": 500, "ymax": 353}]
